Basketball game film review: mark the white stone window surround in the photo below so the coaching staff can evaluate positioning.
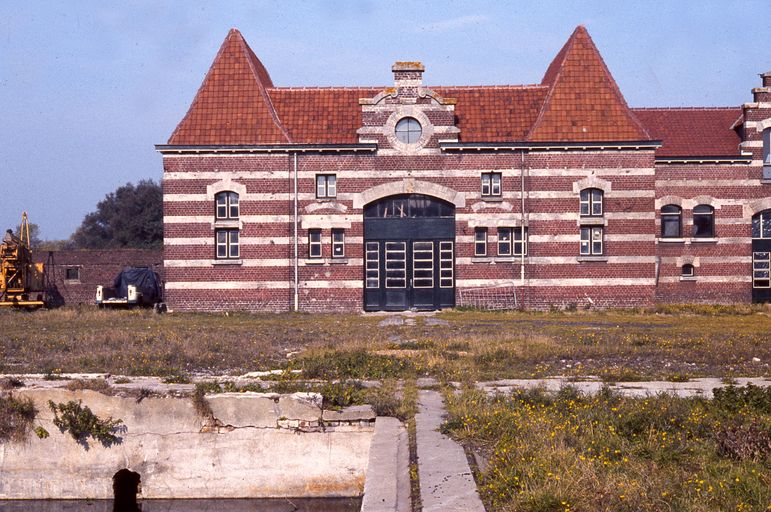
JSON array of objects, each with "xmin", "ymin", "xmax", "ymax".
[
  {"xmin": 384, "ymin": 108, "xmax": 434, "ymax": 154},
  {"xmin": 207, "ymin": 178, "xmax": 246, "ymax": 230}
]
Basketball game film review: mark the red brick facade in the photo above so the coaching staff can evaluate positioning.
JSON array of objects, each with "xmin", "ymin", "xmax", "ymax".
[
  {"xmin": 35, "ymin": 250, "xmax": 163, "ymax": 306},
  {"xmin": 157, "ymin": 27, "xmax": 771, "ymax": 312}
]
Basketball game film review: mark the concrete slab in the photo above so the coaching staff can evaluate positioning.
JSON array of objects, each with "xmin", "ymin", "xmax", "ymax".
[
  {"xmin": 415, "ymin": 390, "xmax": 485, "ymax": 512},
  {"xmin": 474, "ymin": 376, "xmax": 771, "ymax": 398},
  {"xmin": 360, "ymin": 417, "xmax": 410, "ymax": 512}
]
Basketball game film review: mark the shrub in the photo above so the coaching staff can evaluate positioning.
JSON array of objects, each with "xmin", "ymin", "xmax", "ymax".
[
  {"xmin": 294, "ymin": 350, "xmax": 412, "ymax": 379},
  {"xmin": 48, "ymin": 400, "xmax": 123, "ymax": 448},
  {"xmin": 65, "ymin": 378, "xmax": 112, "ymax": 394},
  {"xmin": 712, "ymin": 383, "xmax": 771, "ymax": 415},
  {"xmin": 192, "ymin": 383, "xmax": 213, "ymax": 418},
  {"xmin": 0, "ymin": 394, "xmax": 37, "ymax": 443},
  {"xmin": 715, "ymin": 420, "xmax": 771, "ymax": 461}
]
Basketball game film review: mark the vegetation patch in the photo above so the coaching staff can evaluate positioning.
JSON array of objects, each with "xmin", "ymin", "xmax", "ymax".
[
  {"xmin": 0, "ymin": 393, "xmax": 37, "ymax": 443},
  {"xmin": 48, "ymin": 400, "xmax": 124, "ymax": 448},
  {"xmin": 443, "ymin": 384, "xmax": 771, "ymax": 512},
  {"xmin": 290, "ymin": 349, "xmax": 413, "ymax": 380}
]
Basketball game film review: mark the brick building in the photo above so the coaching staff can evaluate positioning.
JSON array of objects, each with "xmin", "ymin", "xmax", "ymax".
[
  {"xmin": 37, "ymin": 249, "xmax": 163, "ymax": 306},
  {"xmin": 157, "ymin": 26, "xmax": 771, "ymax": 312}
]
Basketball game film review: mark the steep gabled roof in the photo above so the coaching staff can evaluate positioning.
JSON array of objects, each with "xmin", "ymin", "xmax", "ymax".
[
  {"xmin": 632, "ymin": 108, "xmax": 742, "ymax": 157},
  {"xmin": 527, "ymin": 26, "xmax": 650, "ymax": 142},
  {"xmin": 168, "ymin": 28, "xmax": 291, "ymax": 145}
]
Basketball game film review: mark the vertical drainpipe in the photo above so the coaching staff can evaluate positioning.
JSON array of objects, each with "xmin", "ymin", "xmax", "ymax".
[
  {"xmin": 293, "ymin": 152, "xmax": 299, "ymax": 312},
  {"xmin": 520, "ymin": 151, "xmax": 526, "ymax": 285}
]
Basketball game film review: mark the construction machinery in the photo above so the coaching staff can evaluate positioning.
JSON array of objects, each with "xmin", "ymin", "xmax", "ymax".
[{"xmin": 1, "ymin": 212, "xmax": 47, "ymax": 308}]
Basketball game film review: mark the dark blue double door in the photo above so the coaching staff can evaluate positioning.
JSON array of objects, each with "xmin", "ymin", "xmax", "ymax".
[{"xmin": 363, "ymin": 195, "xmax": 455, "ymax": 311}]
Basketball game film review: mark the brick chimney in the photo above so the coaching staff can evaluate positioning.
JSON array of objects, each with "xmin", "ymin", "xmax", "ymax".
[
  {"xmin": 392, "ymin": 61, "xmax": 424, "ymax": 101},
  {"xmin": 753, "ymin": 71, "xmax": 771, "ymax": 102}
]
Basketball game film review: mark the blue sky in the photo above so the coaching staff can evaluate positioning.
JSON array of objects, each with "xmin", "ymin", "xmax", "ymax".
[{"xmin": 1, "ymin": 1, "xmax": 769, "ymax": 239}]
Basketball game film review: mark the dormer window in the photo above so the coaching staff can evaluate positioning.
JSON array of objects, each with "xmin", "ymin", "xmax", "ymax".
[{"xmin": 395, "ymin": 117, "xmax": 422, "ymax": 144}]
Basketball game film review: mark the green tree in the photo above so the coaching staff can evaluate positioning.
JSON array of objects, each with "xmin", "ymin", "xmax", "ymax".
[
  {"xmin": 14, "ymin": 222, "xmax": 42, "ymax": 250},
  {"xmin": 71, "ymin": 179, "xmax": 162, "ymax": 249}
]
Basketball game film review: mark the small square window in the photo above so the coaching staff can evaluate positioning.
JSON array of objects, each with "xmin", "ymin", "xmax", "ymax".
[
  {"xmin": 309, "ymin": 229, "xmax": 322, "ymax": 258},
  {"xmin": 332, "ymin": 229, "xmax": 345, "ymax": 258},
  {"xmin": 474, "ymin": 228, "xmax": 488, "ymax": 257},
  {"xmin": 316, "ymin": 175, "xmax": 337, "ymax": 198},
  {"xmin": 681, "ymin": 264, "xmax": 695, "ymax": 277},
  {"xmin": 65, "ymin": 267, "xmax": 80, "ymax": 281},
  {"xmin": 481, "ymin": 173, "xmax": 501, "ymax": 197}
]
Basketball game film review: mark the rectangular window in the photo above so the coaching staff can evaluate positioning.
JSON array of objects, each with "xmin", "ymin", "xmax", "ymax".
[
  {"xmin": 514, "ymin": 227, "xmax": 528, "ymax": 256},
  {"xmin": 439, "ymin": 241, "xmax": 454, "ymax": 288},
  {"xmin": 385, "ymin": 242, "xmax": 406, "ymax": 288},
  {"xmin": 331, "ymin": 229, "xmax": 345, "ymax": 258},
  {"xmin": 308, "ymin": 229, "xmax": 322, "ymax": 258},
  {"xmin": 365, "ymin": 242, "xmax": 380, "ymax": 288},
  {"xmin": 412, "ymin": 241, "xmax": 434, "ymax": 288},
  {"xmin": 474, "ymin": 228, "xmax": 488, "ymax": 257},
  {"xmin": 215, "ymin": 192, "xmax": 239, "ymax": 220},
  {"xmin": 481, "ymin": 172, "xmax": 501, "ymax": 197},
  {"xmin": 316, "ymin": 175, "xmax": 337, "ymax": 198},
  {"xmin": 580, "ymin": 227, "xmax": 603, "ymax": 256},
  {"xmin": 65, "ymin": 267, "xmax": 80, "ymax": 281},
  {"xmin": 498, "ymin": 228, "xmax": 512, "ymax": 256},
  {"xmin": 216, "ymin": 228, "xmax": 239, "ymax": 259},
  {"xmin": 753, "ymin": 252, "xmax": 770, "ymax": 288}
]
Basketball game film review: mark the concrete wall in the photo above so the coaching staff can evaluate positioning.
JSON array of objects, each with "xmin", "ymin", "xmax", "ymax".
[{"xmin": 0, "ymin": 388, "xmax": 373, "ymax": 499}]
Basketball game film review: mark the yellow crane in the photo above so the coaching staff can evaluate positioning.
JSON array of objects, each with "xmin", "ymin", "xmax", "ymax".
[{"xmin": 1, "ymin": 212, "xmax": 46, "ymax": 308}]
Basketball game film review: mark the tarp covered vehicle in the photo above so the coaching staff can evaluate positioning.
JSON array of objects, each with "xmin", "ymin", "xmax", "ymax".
[{"xmin": 96, "ymin": 267, "xmax": 163, "ymax": 309}]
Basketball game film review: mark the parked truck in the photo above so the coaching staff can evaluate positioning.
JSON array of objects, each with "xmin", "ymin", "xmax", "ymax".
[{"xmin": 96, "ymin": 267, "xmax": 164, "ymax": 311}]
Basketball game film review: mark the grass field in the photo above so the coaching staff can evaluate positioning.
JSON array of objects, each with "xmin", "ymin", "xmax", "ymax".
[
  {"xmin": 442, "ymin": 384, "xmax": 771, "ymax": 512},
  {"xmin": 0, "ymin": 305, "xmax": 769, "ymax": 381}
]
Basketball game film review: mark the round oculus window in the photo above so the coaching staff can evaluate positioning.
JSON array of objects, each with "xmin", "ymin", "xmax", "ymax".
[{"xmin": 394, "ymin": 117, "xmax": 422, "ymax": 144}]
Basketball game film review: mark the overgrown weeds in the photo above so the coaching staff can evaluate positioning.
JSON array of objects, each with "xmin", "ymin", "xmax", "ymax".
[
  {"xmin": 48, "ymin": 400, "xmax": 124, "ymax": 448},
  {"xmin": 0, "ymin": 393, "xmax": 37, "ymax": 443},
  {"xmin": 443, "ymin": 384, "xmax": 771, "ymax": 511}
]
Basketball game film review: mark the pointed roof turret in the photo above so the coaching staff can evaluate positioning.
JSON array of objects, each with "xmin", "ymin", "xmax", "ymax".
[
  {"xmin": 168, "ymin": 28, "xmax": 291, "ymax": 145},
  {"xmin": 527, "ymin": 26, "xmax": 649, "ymax": 142}
]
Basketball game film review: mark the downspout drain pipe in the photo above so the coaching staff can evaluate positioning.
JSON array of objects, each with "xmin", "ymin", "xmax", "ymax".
[{"xmin": 293, "ymin": 153, "xmax": 299, "ymax": 312}]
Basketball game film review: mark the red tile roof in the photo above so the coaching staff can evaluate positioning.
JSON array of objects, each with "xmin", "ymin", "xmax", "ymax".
[
  {"xmin": 168, "ymin": 26, "xmax": 741, "ymax": 155},
  {"xmin": 528, "ymin": 26, "xmax": 649, "ymax": 142},
  {"xmin": 632, "ymin": 108, "xmax": 742, "ymax": 157},
  {"xmin": 433, "ymin": 86, "xmax": 548, "ymax": 142},
  {"xmin": 168, "ymin": 28, "xmax": 290, "ymax": 145},
  {"xmin": 270, "ymin": 87, "xmax": 379, "ymax": 144}
]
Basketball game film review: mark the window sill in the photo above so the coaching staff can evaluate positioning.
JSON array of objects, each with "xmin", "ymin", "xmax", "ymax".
[
  {"xmin": 64, "ymin": 279, "xmax": 81, "ymax": 285},
  {"xmin": 213, "ymin": 220, "xmax": 240, "ymax": 228},
  {"xmin": 304, "ymin": 259, "xmax": 324, "ymax": 265},
  {"xmin": 304, "ymin": 258, "xmax": 349, "ymax": 265},
  {"xmin": 471, "ymin": 257, "xmax": 493, "ymax": 263},
  {"xmin": 691, "ymin": 237, "xmax": 717, "ymax": 243},
  {"xmin": 315, "ymin": 197, "xmax": 337, "ymax": 202},
  {"xmin": 578, "ymin": 216, "xmax": 606, "ymax": 226},
  {"xmin": 679, "ymin": 276, "xmax": 697, "ymax": 282},
  {"xmin": 494, "ymin": 256, "xmax": 526, "ymax": 263},
  {"xmin": 481, "ymin": 196, "xmax": 503, "ymax": 202},
  {"xmin": 329, "ymin": 258, "xmax": 348, "ymax": 264},
  {"xmin": 761, "ymin": 179, "xmax": 771, "ymax": 185},
  {"xmin": 577, "ymin": 256, "xmax": 608, "ymax": 262},
  {"xmin": 659, "ymin": 238, "xmax": 685, "ymax": 243},
  {"xmin": 212, "ymin": 259, "xmax": 243, "ymax": 266}
]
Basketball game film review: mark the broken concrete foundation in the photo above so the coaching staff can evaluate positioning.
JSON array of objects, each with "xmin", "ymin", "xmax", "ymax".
[{"xmin": 0, "ymin": 380, "xmax": 375, "ymax": 500}]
